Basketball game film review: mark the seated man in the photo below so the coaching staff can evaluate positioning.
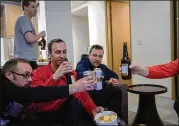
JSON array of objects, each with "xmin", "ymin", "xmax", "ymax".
[
  {"xmin": 29, "ymin": 39, "xmax": 103, "ymax": 126},
  {"xmin": 0, "ymin": 58, "xmax": 96, "ymax": 125},
  {"xmin": 76, "ymin": 44, "xmax": 122, "ymax": 118},
  {"xmin": 125, "ymin": 59, "xmax": 179, "ymax": 117}
]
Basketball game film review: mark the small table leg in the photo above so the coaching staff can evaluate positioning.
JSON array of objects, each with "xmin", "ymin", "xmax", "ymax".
[{"xmin": 132, "ymin": 94, "xmax": 164, "ymax": 126}]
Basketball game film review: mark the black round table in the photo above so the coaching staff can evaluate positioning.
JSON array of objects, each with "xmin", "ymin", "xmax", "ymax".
[{"xmin": 127, "ymin": 84, "xmax": 167, "ymax": 126}]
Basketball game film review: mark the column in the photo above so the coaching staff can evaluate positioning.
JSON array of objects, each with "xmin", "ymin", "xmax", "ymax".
[{"xmin": 38, "ymin": 1, "xmax": 74, "ymax": 64}]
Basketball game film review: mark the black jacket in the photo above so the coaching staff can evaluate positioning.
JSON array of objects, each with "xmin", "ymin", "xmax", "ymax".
[
  {"xmin": 0, "ymin": 74, "xmax": 69, "ymax": 124},
  {"xmin": 76, "ymin": 57, "xmax": 119, "ymax": 81}
]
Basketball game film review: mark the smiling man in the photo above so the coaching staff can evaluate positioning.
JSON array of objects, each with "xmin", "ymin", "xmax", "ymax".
[
  {"xmin": 76, "ymin": 44, "xmax": 122, "ymax": 119},
  {"xmin": 29, "ymin": 39, "xmax": 103, "ymax": 126},
  {"xmin": 14, "ymin": 0, "xmax": 46, "ymax": 69},
  {"xmin": 0, "ymin": 58, "xmax": 99, "ymax": 125}
]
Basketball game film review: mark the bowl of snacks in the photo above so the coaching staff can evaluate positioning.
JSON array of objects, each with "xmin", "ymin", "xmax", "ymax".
[{"xmin": 94, "ymin": 111, "xmax": 118, "ymax": 125}]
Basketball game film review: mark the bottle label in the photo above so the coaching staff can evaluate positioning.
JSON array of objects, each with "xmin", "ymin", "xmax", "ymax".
[
  {"xmin": 71, "ymin": 75, "xmax": 75, "ymax": 84},
  {"xmin": 121, "ymin": 64, "xmax": 128, "ymax": 76},
  {"xmin": 94, "ymin": 69, "xmax": 103, "ymax": 90}
]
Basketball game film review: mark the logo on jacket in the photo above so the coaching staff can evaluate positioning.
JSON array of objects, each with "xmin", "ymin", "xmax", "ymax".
[{"xmin": 3, "ymin": 102, "xmax": 24, "ymax": 118}]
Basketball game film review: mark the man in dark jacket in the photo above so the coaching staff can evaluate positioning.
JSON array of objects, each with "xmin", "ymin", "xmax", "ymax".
[
  {"xmin": 0, "ymin": 58, "xmax": 97, "ymax": 125},
  {"xmin": 76, "ymin": 44, "xmax": 122, "ymax": 118}
]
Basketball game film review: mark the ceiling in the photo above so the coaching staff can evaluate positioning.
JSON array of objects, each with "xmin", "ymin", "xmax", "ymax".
[
  {"xmin": 71, "ymin": 1, "xmax": 85, "ymax": 9},
  {"xmin": 2, "ymin": 1, "xmax": 88, "ymax": 17},
  {"xmin": 72, "ymin": 6, "xmax": 88, "ymax": 17}
]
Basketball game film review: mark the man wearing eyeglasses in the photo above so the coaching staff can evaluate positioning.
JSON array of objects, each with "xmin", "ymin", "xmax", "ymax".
[{"xmin": 0, "ymin": 58, "xmax": 97, "ymax": 125}]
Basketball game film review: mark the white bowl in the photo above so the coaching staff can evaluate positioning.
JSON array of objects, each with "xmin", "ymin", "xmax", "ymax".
[{"xmin": 94, "ymin": 111, "xmax": 118, "ymax": 125}]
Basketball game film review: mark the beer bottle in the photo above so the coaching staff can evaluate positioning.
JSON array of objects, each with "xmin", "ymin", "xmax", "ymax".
[
  {"xmin": 64, "ymin": 58, "xmax": 74, "ymax": 84},
  {"xmin": 39, "ymin": 50, "xmax": 43, "ymax": 62},
  {"xmin": 40, "ymin": 37, "xmax": 46, "ymax": 50},
  {"xmin": 121, "ymin": 42, "xmax": 131, "ymax": 79}
]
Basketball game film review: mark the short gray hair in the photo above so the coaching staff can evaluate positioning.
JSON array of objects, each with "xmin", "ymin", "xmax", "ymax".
[{"xmin": 2, "ymin": 58, "xmax": 30, "ymax": 75}]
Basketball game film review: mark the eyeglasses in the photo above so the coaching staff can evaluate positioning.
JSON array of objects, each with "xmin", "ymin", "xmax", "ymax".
[{"xmin": 10, "ymin": 71, "xmax": 34, "ymax": 79}]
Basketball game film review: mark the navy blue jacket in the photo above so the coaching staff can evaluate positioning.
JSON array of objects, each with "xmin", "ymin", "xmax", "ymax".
[{"xmin": 75, "ymin": 57, "xmax": 119, "ymax": 83}]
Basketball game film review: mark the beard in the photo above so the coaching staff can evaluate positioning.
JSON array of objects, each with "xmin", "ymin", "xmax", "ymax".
[{"xmin": 93, "ymin": 61, "xmax": 100, "ymax": 67}]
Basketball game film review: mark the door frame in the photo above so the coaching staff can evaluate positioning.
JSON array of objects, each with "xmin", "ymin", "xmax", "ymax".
[
  {"xmin": 106, "ymin": 1, "xmax": 113, "ymax": 70},
  {"xmin": 171, "ymin": 0, "xmax": 178, "ymax": 100},
  {"xmin": 105, "ymin": 0, "xmax": 132, "ymax": 85},
  {"xmin": 106, "ymin": 0, "xmax": 131, "ymax": 70}
]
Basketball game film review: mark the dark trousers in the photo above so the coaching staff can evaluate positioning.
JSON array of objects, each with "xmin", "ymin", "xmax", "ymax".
[
  {"xmin": 78, "ymin": 110, "xmax": 96, "ymax": 126},
  {"xmin": 28, "ymin": 61, "xmax": 38, "ymax": 70},
  {"xmin": 89, "ymin": 84, "xmax": 122, "ymax": 117},
  {"xmin": 174, "ymin": 97, "xmax": 179, "ymax": 117},
  {"xmin": 20, "ymin": 96, "xmax": 82, "ymax": 126}
]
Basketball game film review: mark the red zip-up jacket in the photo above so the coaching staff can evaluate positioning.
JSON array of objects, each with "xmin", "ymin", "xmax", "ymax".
[
  {"xmin": 30, "ymin": 63, "xmax": 97, "ymax": 115},
  {"xmin": 147, "ymin": 59, "xmax": 178, "ymax": 78}
]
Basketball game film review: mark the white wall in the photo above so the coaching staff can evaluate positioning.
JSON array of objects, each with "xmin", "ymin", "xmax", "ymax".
[
  {"xmin": 38, "ymin": 1, "xmax": 47, "ymax": 34},
  {"xmin": 72, "ymin": 16, "xmax": 89, "ymax": 68},
  {"xmin": 1, "ymin": 38, "xmax": 6, "ymax": 66},
  {"xmin": 130, "ymin": 1, "xmax": 172, "ymax": 98},
  {"xmin": 88, "ymin": 1, "xmax": 107, "ymax": 65},
  {"xmin": 72, "ymin": 1, "xmax": 107, "ymax": 65},
  {"xmin": 44, "ymin": 1, "xmax": 74, "ymax": 64},
  {"xmin": 1, "ymin": 38, "xmax": 13, "ymax": 66}
]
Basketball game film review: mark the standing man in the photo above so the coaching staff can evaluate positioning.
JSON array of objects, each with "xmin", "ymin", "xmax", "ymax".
[{"xmin": 14, "ymin": 0, "xmax": 46, "ymax": 69}]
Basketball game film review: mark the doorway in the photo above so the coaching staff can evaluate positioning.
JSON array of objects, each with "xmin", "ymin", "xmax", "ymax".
[
  {"xmin": 72, "ymin": 6, "xmax": 90, "ymax": 68},
  {"xmin": 106, "ymin": 1, "xmax": 132, "ymax": 85}
]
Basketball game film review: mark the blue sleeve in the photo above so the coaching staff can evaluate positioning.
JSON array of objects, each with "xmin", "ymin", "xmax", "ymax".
[
  {"xmin": 75, "ymin": 64, "xmax": 89, "ymax": 80},
  {"xmin": 107, "ymin": 68, "xmax": 119, "ymax": 79},
  {"xmin": 19, "ymin": 16, "xmax": 33, "ymax": 35}
]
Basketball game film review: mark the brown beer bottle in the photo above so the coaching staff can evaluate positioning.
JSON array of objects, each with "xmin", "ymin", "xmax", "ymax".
[
  {"xmin": 40, "ymin": 37, "xmax": 46, "ymax": 50},
  {"xmin": 121, "ymin": 42, "xmax": 131, "ymax": 80}
]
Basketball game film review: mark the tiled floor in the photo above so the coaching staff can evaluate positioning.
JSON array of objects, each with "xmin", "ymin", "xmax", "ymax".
[{"xmin": 128, "ymin": 92, "xmax": 178, "ymax": 125}]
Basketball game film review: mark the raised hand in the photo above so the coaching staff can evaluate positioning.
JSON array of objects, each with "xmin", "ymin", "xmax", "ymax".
[
  {"xmin": 53, "ymin": 61, "xmax": 73, "ymax": 80},
  {"xmin": 69, "ymin": 75, "xmax": 97, "ymax": 94},
  {"xmin": 129, "ymin": 64, "xmax": 148, "ymax": 76},
  {"xmin": 119, "ymin": 64, "xmax": 148, "ymax": 77}
]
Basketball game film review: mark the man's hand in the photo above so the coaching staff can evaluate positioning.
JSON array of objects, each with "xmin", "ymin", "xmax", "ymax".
[
  {"xmin": 108, "ymin": 78, "xmax": 119, "ymax": 86},
  {"xmin": 53, "ymin": 61, "xmax": 73, "ymax": 80},
  {"xmin": 118, "ymin": 64, "xmax": 149, "ymax": 77},
  {"xmin": 38, "ymin": 31, "xmax": 46, "ymax": 38},
  {"xmin": 129, "ymin": 65, "xmax": 149, "ymax": 76},
  {"xmin": 92, "ymin": 106, "xmax": 104, "ymax": 117},
  {"xmin": 69, "ymin": 75, "xmax": 96, "ymax": 94}
]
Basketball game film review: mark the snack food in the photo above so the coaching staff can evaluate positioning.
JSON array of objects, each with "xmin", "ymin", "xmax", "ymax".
[
  {"xmin": 97, "ymin": 114, "xmax": 117, "ymax": 123},
  {"xmin": 94, "ymin": 111, "xmax": 118, "ymax": 125}
]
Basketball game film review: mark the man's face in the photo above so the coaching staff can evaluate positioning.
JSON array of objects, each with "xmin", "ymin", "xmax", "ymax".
[
  {"xmin": 24, "ymin": 1, "xmax": 38, "ymax": 17},
  {"xmin": 89, "ymin": 49, "xmax": 104, "ymax": 67},
  {"xmin": 50, "ymin": 42, "xmax": 67, "ymax": 66},
  {"xmin": 6, "ymin": 63, "xmax": 33, "ymax": 87}
]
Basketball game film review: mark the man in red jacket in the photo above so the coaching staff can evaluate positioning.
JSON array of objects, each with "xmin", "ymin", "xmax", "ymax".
[
  {"xmin": 122, "ymin": 59, "xmax": 179, "ymax": 118},
  {"xmin": 30, "ymin": 38, "xmax": 103, "ymax": 126}
]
